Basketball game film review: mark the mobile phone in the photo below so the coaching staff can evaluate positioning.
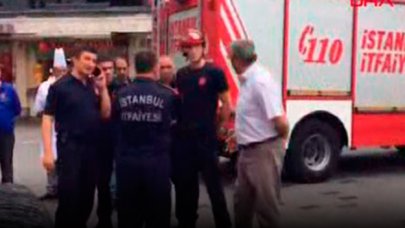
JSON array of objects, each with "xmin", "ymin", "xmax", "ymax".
[{"xmin": 93, "ymin": 67, "xmax": 102, "ymax": 77}]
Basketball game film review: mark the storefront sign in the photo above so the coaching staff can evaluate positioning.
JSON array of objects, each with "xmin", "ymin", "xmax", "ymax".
[
  {"xmin": 0, "ymin": 24, "xmax": 15, "ymax": 34},
  {"xmin": 36, "ymin": 40, "xmax": 115, "ymax": 54}
]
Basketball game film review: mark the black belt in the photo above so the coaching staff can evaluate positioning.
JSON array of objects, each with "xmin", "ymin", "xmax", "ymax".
[{"xmin": 238, "ymin": 136, "xmax": 280, "ymax": 150}]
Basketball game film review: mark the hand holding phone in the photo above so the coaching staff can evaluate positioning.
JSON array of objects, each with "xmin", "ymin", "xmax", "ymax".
[{"xmin": 92, "ymin": 67, "xmax": 107, "ymax": 92}]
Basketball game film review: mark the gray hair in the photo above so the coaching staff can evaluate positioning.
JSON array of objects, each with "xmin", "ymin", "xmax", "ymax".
[{"xmin": 230, "ymin": 40, "xmax": 257, "ymax": 63}]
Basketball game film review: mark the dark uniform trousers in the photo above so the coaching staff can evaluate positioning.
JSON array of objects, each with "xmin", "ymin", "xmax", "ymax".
[
  {"xmin": 0, "ymin": 131, "xmax": 14, "ymax": 183},
  {"xmin": 172, "ymin": 133, "xmax": 232, "ymax": 228},
  {"xmin": 55, "ymin": 134, "xmax": 99, "ymax": 228},
  {"xmin": 96, "ymin": 132, "xmax": 114, "ymax": 228},
  {"xmin": 116, "ymin": 153, "xmax": 171, "ymax": 228}
]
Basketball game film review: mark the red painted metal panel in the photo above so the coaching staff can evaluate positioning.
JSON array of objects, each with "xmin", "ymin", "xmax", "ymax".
[
  {"xmin": 351, "ymin": 3, "xmax": 358, "ymax": 143},
  {"xmin": 204, "ymin": 0, "xmax": 240, "ymax": 107},
  {"xmin": 353, "ymin": 113, "xmax": 405, "ymax": 147},
  {"xmin": 287, "ymin": 96, "xmax": 351, "ymax": 101},
  {"xmin": 282, "ymin": 0, "xmax": 290, "ymax": 109}
]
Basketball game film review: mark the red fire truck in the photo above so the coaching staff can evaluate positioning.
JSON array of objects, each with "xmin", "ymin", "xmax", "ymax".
[{"xmin": 152, "ymin": 0, "xmax": 405, "ymax": 182}]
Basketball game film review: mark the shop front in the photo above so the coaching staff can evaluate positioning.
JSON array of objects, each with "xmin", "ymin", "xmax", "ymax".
[
  {"xmin": 24, "ymin": 37, "xmax": 132, "ymax": 116},
  {"xmin": 29, "ymin": 38, "xmax": 128, "ymax": 83},
  {"xmin": 0, "ymin": 12, "xmax": 151, "ymax": 116}
]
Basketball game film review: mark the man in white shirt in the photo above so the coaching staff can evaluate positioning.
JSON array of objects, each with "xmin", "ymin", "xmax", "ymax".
[
  {"xmin": 228, "ymin": 40, "xmax": 289, "ymax": 228},
  {"xmin": 34, "ymin": 48, "xmax": 67, "ymax": 200}
]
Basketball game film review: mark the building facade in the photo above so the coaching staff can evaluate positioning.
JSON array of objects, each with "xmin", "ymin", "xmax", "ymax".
[{"xmin": 0, "ymin": 0, "xmax": 151, "ymax": 116}]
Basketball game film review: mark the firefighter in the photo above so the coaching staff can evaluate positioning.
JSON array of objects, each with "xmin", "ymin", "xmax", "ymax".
[
  {"xmin": 114, "ymin": 51, "xmax": 176, "ymax": 228},
  {"xmin": 34, "ymin": 48, "xmax": 68, "ymax": 201},
  {"xmin": 173, "ymin": 29, "xmax": 232, "ymax": 228},
  {"xmin": 42, "ymin": 45, "xmax": 111, "ymax": 228},
  {"xmin": 109, "ymin": 56, "xmax": 131, "ymax": 206},
  {"xmin": 96, "ymin": 54, "xmax": 116, "ymax": 228}
]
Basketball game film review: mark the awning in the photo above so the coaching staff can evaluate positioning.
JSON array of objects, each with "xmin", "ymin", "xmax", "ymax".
[{"xmin": 0, "ymin": 14, "xmax": 151, "ymax": 38}]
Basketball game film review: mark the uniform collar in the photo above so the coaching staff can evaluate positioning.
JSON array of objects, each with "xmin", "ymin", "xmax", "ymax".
[
  {"xmin": 135, "ymin": 76, "xmax": 155, "ymax": 82},
  {"xmin": 67, "ymin": 74, "xmax": 93, "ymax": 88}
]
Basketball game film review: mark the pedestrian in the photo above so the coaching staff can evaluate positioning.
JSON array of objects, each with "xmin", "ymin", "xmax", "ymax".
[
  {"xmin": 228, "ymin": 40, "xmax": 289, "ymax": 228},
  {"xmin": 114, "ymin": 51, "xmax": 176, "ymax": 228},
  {"xmin": 159, "ymin": 55, "xmax": 176, "ymax": 88},
  {"xmin": 173, "ymin": 29, "xmax": 232, "ymax": 228},
  {"xmin": 109, "ymin": 56, "xmax": 131, "ymax": 207},
  {"xmin": 95, "ymin": 54, "xmax": 116, "ymax": 228},
  {"xmin": 42, "ymin": 45, "xmax": 111, "ymax": 228},
  {"xmin": 0, "ymin": 63, "xmax": 21, "ymax": 184},
  {"xmin": 110, "ymin": 57, "xmax": 131, "ymax": 97},
  {"xmin": 34, "ymin": 48, "xmax": 68, "ymax": 200}
]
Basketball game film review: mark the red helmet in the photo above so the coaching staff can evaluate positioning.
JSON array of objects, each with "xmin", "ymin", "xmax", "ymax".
[{"xmin": 180, "ymin": 29, "xmax": 205, "ymax": 48}]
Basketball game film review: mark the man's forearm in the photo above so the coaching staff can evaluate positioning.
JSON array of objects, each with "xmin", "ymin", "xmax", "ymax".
[
  {"xmin": 274, "ymin": 116, "xmax": 290, "ymax": 139},
  {"xmin": 219, "ymin": 103, "xmax": 231, "ymax": 127},
  {"xmin": 218, "ymin": 92, "xmax": 232, "ymax": 128},
  {"xmin": 13, "ymin": 90, "xmax": 22, "ymax": 116},
  {"xmin": 100, "ymin": 89, "xmax": 111, "ymax": 119},
  {"xmin": 277, "ymin": 125, "xmax": 289, "ymax": 139},
  {"xmin": 42, "ymin": 115, "xmax": 54, "ymax": 160}
]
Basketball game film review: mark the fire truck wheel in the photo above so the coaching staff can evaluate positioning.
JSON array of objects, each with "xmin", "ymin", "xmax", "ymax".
[{"xmin": 286, "ymin": 119, "xmax": 340, "ymax": 183}]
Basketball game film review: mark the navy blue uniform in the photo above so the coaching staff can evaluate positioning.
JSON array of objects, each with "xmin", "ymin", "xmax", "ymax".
[
  {"xmin": 114, "ymin": 77, "xmax": 177, "ymax": 228},
  {"xmin": 99, "ymin": 77, "xmax": 131, "ymax": 203},
  {"xmin": 44, "ymin": 74, "xmax": 102, "ymax": 228},
  {"xmin": 173, "ymin": 63, "xmax": 231, "ymax": 228},
  {"xmin": 109, "ymin": 77, "xmax": 131, "ymax": 99},
  {"xmin": 95, "ymin": 79, "xmax": 129, "ymax": 228}
]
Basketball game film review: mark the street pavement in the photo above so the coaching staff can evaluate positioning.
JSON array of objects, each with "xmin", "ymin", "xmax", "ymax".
[{"xmin": 12, "ymin": 119, "xmax": 405, "ymax": 228}]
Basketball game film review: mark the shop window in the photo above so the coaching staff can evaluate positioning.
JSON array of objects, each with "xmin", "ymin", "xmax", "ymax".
[
  {"xmin": 29, "ymin": 0, "xmax": 46, "ymax": 9},
  {"xmin": 30, "ymin": 39, "xmax": 128, "ymax": 82}
]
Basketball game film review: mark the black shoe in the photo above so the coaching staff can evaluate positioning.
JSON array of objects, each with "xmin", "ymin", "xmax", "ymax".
[{"xmin": 39, "ymin": 193, "xmax": 57, "ymax": 201}]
